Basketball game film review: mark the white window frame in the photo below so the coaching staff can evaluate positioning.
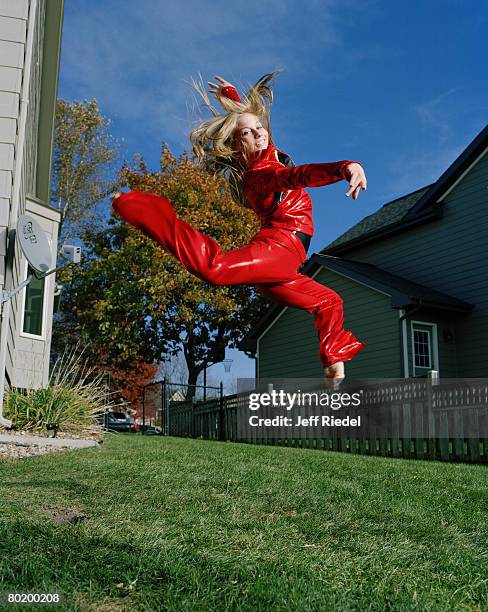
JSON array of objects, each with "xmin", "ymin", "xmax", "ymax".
[
  {"xmin": 19, "ymin": 258, "xmax": 49, "ymax": 341},
  {"xmin": 410, "ymin": 320, "xmax": 439, "ymax": 377}
]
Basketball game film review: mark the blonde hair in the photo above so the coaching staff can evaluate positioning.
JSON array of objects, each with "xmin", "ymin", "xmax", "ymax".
[{"xmin": 189, "ymin": 72, "xmax": 279, "ymax": 205}]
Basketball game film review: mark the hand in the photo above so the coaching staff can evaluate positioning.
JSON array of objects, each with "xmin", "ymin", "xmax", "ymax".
[
  {"xmin": 345, "ymin": 163, "xmax": 367, "ymax": 200},
  {"xmin": 207, "ymin": 75, "xmax": 235, "ymax": 98}
]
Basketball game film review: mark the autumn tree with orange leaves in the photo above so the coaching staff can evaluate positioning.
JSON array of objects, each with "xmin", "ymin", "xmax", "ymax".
[{"xmin": 59, "ymin": 146, "xmax": 264, "ymax": 399}]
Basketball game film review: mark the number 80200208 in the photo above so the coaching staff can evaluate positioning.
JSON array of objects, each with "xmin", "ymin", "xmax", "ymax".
[{"xmin": 3, "ymin": 592, "xmax": 62, "ymax": 605}]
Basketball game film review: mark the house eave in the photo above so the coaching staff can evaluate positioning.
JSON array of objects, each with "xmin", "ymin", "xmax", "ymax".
[{"xmin": 391, "ymin": 297, "xmax": 474, "ymax": 314}]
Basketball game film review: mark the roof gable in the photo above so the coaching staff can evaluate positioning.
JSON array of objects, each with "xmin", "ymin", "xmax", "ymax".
[
  {"xmin": 324, "ymin": 123, "xmax": 488, "ymax": 255},
  {"xmin": 404, "ymin": 124, "xmax": 488, "ymax": 219},
  {"xmin": 324, "ymin": 185, "xmax": 431, "ymax": 252}
]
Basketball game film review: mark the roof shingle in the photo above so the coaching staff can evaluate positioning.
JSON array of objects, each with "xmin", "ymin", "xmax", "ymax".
[{"xmin": 324, "ymin": 185, "xmax": 432, "ymax": 251}]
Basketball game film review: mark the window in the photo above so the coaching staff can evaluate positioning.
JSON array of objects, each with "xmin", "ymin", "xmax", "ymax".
[
  {"xmin": 411, "ymin": 321, "xmax": 439, "ymax": 376},
  {"xmin": 110, "ymin": 413, "xmax": 129, "ymax": 421},
  {"xmin": 22, "ymin": 265, "xmax": 45, "ymax": 337},
  {"xmin": 413, "ymin": 328, "xmax": 431, "ymax": 368}
]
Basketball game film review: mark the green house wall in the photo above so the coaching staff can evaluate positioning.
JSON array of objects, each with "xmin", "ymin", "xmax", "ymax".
[
  {"xmin": 347, "ymin": 149, "xmax": 488, "ymax": 377},
  {"xmin": 258, "ymin": 268, "xmax": 401, "ymax": 379}
]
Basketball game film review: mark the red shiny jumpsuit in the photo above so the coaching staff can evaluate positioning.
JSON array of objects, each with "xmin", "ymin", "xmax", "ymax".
[{"xmin": 112, "ymin": 89, "xmax": 365, "ymax": 368}]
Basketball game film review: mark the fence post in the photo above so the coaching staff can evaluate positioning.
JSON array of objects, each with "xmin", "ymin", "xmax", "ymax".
[
  {"xmin": 219, "ymin": 381, "xmax": 225, "ymax": 441},
  {"xmin": 426, "ymin": 374, "xmax": 437, "ymax": 459},
  {"xmin": 103, "ymin": 373, "xmax": 110, "ymax": 406},
  {"xmin": 162, "ymin": 379, "xmax": 168, "ymax": 436},
  {"xmin": 160, "ymin": 379, "xmax": 164, "ymax": 436},
  {"xmin": 142, "ymin": 385, "xmax": 146, "ymax": 435},
  {"xmin": 428, "ymin": 370, "xmax": 439, "ymax": 386}
]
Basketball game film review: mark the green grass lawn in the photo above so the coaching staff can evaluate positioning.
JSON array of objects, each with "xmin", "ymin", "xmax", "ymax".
[{"xmin": 0, "ymin": 436, "xmax": 487, "ymax": 611}]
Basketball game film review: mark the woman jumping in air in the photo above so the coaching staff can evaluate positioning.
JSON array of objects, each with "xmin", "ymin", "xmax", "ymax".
[{"xmin": 111, "ymin": 73, "xmax": 367, "ymax": 383}]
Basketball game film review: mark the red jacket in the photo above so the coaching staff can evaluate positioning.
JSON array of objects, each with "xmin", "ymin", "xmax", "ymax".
[
  {"xmin": 221, "ymin": 85, "xmax": 354, "ymax": 236},
  {"xmin": 243, "ymin": 145, "xmax": 353, "ymax": 235}
]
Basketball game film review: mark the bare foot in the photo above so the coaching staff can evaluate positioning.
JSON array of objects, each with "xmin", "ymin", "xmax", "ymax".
[{"xmin": 324, "ymin": 361, "xmax": 344, "ymax": 389}]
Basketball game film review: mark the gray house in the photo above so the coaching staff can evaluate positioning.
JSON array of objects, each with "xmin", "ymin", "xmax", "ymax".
[
  {"xmin": 0, "ymin": 0, "xmax": 64, "ymax": 419},
  {"xmin": 247, "ymin": 125, "xmax": 488, "ymax": 380}
]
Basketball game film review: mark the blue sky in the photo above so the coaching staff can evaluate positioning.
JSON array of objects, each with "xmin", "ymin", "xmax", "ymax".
[{"xmin": 58, "ymin": 0, "xmax": 488, "ymax": 386}]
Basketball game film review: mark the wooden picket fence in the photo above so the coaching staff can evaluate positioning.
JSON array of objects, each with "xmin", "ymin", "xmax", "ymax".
[{"xmin": 166, "ymin": 380, "xmax": 488, "ymax": 464}]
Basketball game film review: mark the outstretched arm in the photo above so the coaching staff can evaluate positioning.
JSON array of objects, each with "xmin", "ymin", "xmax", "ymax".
[
  {"xmin": 248, "ymin": 161, "xmax": 367, "ymax": 200},
  {"xmin": 208, "ymin": 75, "xmax": 241, "ymax": 103}
]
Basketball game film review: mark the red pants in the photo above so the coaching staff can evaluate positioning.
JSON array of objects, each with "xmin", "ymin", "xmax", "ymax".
[{"xmin": 112, "ymin": 191, "xmax": 365, "ymax": 367}]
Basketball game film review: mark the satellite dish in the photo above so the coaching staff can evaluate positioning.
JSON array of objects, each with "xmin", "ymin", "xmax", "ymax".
[{"xmin": 16, "ymin": 215, "xmax": 52, "ymax": 274}]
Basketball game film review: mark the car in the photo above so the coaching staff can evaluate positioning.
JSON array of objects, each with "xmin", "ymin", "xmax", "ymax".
[
  {"xmin": 140, "ymin": 424, "xmax": 161, "ymax": 435},
  {"xmin": 103, "ymin": 411, "xmax": 134, "ymax": 433}
]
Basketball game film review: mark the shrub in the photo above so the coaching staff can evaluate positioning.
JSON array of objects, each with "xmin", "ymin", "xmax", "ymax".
[{"xmin": 3, "ymin": 347, "xmax": 115, "ymax": 435}]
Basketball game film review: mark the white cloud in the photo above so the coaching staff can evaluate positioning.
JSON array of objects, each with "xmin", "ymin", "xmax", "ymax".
[
  {"xmin": 59, "ymin": 0, "xmax": 369, "ymax": 148},
  {"xmin": 414, "ymin": 88, "xmax": 460, "ymax": 144},
  {"xmin": 380, "ymin": 90, "xmax": 485, "ymax": 201},
  {"xmin": 383, "ymin": 144, "xmax": 465, "ymax": 202}
]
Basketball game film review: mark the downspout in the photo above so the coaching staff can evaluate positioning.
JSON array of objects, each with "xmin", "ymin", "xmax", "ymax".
[
  {"xmin": 0, "ymin": 0, "xmax": 39, "ymax": 426},
  {"xmin": 255, "ymin": 338, "xmax": 260, "ymax": 383},
  {"xmin": 399, "ymin": 309, "xmax": 409, "ymax": 378}
]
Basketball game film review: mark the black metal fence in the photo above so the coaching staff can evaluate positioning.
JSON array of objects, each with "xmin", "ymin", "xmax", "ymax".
[
  {"xmin": 142, "ymin": 380, "xmax": 223, "ymax": 435},
  {"xmin": 157, "ymin": 379, "xmax": 488, "ymax": 464}
]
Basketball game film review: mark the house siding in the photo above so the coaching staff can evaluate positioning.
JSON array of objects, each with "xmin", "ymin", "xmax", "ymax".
[
  {"xmin": 0, "ymin": 169, "xmax": 11, "ymax": 199},
  {"xmin": 0, "ymin": 0, "xmax": 63, "ymax": 391},
  {"xmin": 258, "ymin": 268, "xmax": 401, "ymax": 379},
  {"xmin": 0, "ymin": 14, "xmax": 27, "ymax": 43},
  {"xmin": 0, "ymin": 3, "xmax": 27, "ymax": 282},
  {"xmin": 0, "ymin": 39, "xmax": 25, "ymax": 67},
  {"xmin": 345, "ymin": 148, "xmax": 488, "ymax": 377},
  {"xmin": 0, "ymin": 66, "xmax": 22, "ymax": 93},
  {"xmin": 2, "ymin": 0, "xmax": 41, "ymax": 386},
  {"xmin": 0, "ymin": 142, "xmax": 14, "ymax": 170},
  {"xmin": 0, "ymin": 2, "xmax": 28, "ymax": 19},
  {"xmin": 315, "ymin": 268, "xmax": 401, "ymax": 378},
  {"xmin": 0, "ymin": 3, "xmax": 26, "ymax": 285},
  {"xmin": 258, "ymin": 306, "xmax": 324, "ymax": 379}
]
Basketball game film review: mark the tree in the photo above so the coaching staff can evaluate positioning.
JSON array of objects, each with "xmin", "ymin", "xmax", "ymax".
[
  {"xmin": 51, "ymin": 99, "xmax": 114, "ymax": 361},
  {"xmin": 51, "ymin": 99, "xmax": 119, "ymax": 251},
  {"xmin": 103, "ymin": 358, "xmax": 159, "ymax": 415},
  {"xmin": 62, "ymin": 146, "xmax": 265, "ymax": 398},
  {"xmin": 50, "ymin": 99, "xmax": 158, "ymax": 407}
]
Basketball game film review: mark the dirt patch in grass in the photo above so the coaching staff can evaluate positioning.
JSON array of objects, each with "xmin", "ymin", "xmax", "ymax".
[
  {"xmin": 40, "ymin": 504, "xmax": 89, "ymax": 526},
  {"xmin": 75, "ymin": 595, "xmax": 131, "ymax": 611}
]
